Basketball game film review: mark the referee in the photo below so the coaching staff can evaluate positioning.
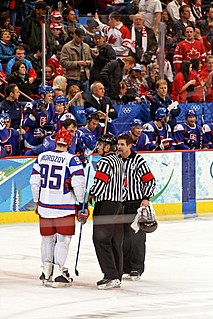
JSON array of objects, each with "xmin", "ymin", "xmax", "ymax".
[
  {"xmin": 89, "ymin": 134, "xmax": 124, "ymax": 290},
  {"xmin": 117, "ymin": 133, "xmax": 156, "ymax": 280}
]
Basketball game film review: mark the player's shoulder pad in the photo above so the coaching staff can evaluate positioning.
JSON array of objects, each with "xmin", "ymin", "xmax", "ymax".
[{"xmin": 173, "ymin": 123, "xmax": 184, "ymax": 132}]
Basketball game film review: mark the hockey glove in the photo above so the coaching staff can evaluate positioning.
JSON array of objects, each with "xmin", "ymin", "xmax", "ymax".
[
  {"xmin": 88, "ymin": 194, "xmax": 94, "ymax": 205},
  {"xmin": 65, "ymin": 177, "xmax": 73, "ymax": 191},
  {"xmin": 76, "ymin": 203, "xmax": 89, "ymax": 225}
]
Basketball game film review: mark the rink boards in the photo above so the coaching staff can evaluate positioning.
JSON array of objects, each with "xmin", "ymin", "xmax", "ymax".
[{"xmin": 0, "ymin": 150, "xmax": 212, "ymax": 224}]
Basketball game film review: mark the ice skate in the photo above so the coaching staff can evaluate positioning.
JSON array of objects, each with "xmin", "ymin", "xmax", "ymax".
[
  {"xmin": 52, "ymin": 268, "xmax": 73, "ymax": 288},
  {"xmin": 130, "ymin": 271, "xmax": 141, "ymax": 281},
  {"xmin": 39, "ymin": 262, "xmax": 53, "ymax": 286},
  {"xmin": 97, "ymin": 278, "xmax": 121, "ymax": 290}
]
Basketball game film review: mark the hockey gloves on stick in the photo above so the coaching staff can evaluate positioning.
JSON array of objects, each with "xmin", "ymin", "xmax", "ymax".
[{"xmin": 76, "ymin": 203, "xmax": 89, "ymax": 225}]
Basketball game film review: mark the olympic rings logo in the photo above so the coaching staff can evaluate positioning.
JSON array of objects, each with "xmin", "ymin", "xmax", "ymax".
[
  {"xmin": 191, "ymin": 105, "xmax": 200, "ymax": 112},
  {"xmin": 122, "ymin": 107, "xmax": 132, "ymax": 114}
]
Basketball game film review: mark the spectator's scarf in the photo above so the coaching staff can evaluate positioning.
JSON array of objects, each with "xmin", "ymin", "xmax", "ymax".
[{"xmin": 131, "ymin": 26, "xmax": 147, "ymax": 53}]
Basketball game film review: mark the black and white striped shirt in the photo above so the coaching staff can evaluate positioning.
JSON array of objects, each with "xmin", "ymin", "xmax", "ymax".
[
  {"xmin": 123, "ymin": 151, "xmax": 156, "ymax": 201},
  {"xmin": 90, "ymin": 153, "xmax": 124, "ymax": 202}
]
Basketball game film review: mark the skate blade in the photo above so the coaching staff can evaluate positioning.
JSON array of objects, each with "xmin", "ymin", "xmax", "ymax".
[
  {"xmin": 122, "ymin": 274, "xmax": 131, "ymax": 280},
  {"xmin": 97, "ymin": 283, "xmax": 121, "ymax": 290},
  {"xmin": 52, "ymin": 281, "xmax": 72, "ymax": 288},
  {"xmin": 130, "ymin": 276, "xmax": 141, "ymax": 281}
]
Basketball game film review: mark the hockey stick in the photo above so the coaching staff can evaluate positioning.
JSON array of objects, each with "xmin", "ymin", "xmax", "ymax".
[
  {"xmin": 75, "ymin": 155, "xmax": 93, "ymax": 276},
  {"xmin": 26, "ymin": 106, "xmax": 40, "ymax": 126},
  {"xmin": 103, "ymin": 104, "xmax": 109, "ymax": 135},
  {"xmin": 200, "ymin": 107, "xmax": 205, "ymax": 149},
  {"xmin": 0, "ymin": 76, "xmax": 34, "ymax": 102}
]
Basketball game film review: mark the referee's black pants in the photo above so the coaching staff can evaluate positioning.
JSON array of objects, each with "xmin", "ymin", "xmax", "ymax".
[
  {"xmin": 123, "ymin": 200, "xmax": 146, "ymax": 276},
  {"xmin": 93, "ymin": 201, "xmax": 124, "ymax": 281}
]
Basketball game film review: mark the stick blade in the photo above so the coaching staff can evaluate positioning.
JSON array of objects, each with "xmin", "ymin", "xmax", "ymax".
[{"xmin": 75, "ymin": 269, "xmax": 79, "ymax": 276}]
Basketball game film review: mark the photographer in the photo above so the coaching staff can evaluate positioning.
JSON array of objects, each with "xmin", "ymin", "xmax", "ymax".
[{"xmin": 146, "ymin": 62, "xmax": 160, "ymax": 92}]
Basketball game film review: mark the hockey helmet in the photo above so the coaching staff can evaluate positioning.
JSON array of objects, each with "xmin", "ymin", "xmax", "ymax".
[
  {"xmin": 38, "ymin": 85, "xmax": 54, "ymax": 96},
  {"xmin": 130, "ymin": 119, "xmax": 143, "ymax": 127},
  {"xmin": 0, "ymin": 113, "xmax": 11, "ymax": 122},
  {"xmin": 98, "ymin": 134, "xmax": 117, "ymax": 147},
  {"xmin": 54, "ymin": 95, "xmax": 68, "ymax": 106},
  {"xmin": 186, "ymin": 109, "xmax": 197, "ymax": 118},
  {"xmin": 85, "ymin": 107, "xmax": 98, "ymax": 117},
  {"xmin": 137, "ymin": 206, "xmax": 158, "ymax": 233},
  {"xmin": 155, "ymin": 107, "xmax": 167, "ymax": 120},
  {"xmin": 55, "ymin": 128, "xmax": 72, "ymax": 146}
]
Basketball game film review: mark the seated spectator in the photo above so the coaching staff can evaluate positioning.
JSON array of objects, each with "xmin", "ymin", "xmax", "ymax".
[
  {"xmin": 187, "ymin": 57, "xmax": 205, "ymax": 102},
  {"xmin": 52, "ymin": 75, "xmax": 67, "ymax": 95},
  {"xmin": 150, "ymin": 79, "xmax": 180, "ymax": 131},
  {"xmin": 27, "ymin": 45, "xmax": 43, "ymax": 94},
  {"xmin": 197, "ymin": 6, "xmax": 213, "ymax": 36},
  {"xmin": 67, "ymin": 85, "xmax": 84, "ymax": 106},
  {"xmin": 200, "ymin": 54, "xmax": 213, "ymax": 101},
  {"xmin": 61, "ymin": 6, "xmax": 87, "ymax": 35},
  {"xmin": 123, "ymin": 64, "xmax": 141, "ymax": 97},
  {"xmin": 84, "ymin": 81, "xmax": 117, "ymax": 121},
  {"xmin": 90, "ymin": 30, "xmax": 116, "ymax": 85},
  {"xmin": 7, "ymin": 61, "xmax": 32, "ymax": 102},
  {"xmin": 0, "ymin": 29, "xmax": 16, "ymax": 64},
  {"xmin": 47, "ymin": 45, "xmax": 65, "ymax": 77},
  {"xmin": 167, "ymin": 1, "xmax": 195, "ymax": 22},
  {"xmin": 143, "ymin": 108, "xmax": 175, "ymax": 151},
  {"xmin": 45, "ymin": 64, "xmax": 54, "ymax": 87},
  {"xmin": 100, "ymin": 56, "xmax": 135, "ymax": 99},
  {"xmin": 114, "ymin": 80, "xmax": 140, "ymax": 105},
  {"xmin": 138, "ymin": 64, "xmax": 149, "ymax": 96},
  {"xmin": 83, "ymin": 19, "xmax": 99, "ymax": 48},
  {"xmin": 0, "ymin": 113, "xmax": 20, "ymax": 156},
  {"xmin": 171, "ymin": 60, "xmax": 197, "ymax": 103},
  {"xmin": 189, "ymin": 0, "xmax": 205, "ymax": 22},
  {"xmin": 124, "ymin": 119, "xmax": 152, "ymax": 151},
  {"xmin": 0, "ymin": 11, "xmax": 19, "ymax": 45},
  {"xmin": 5, "ymin": 45, "xmax": 37, "ymax": 84},
  {"xmin": 0, "ymin": 84, "xmax": 21, "ymax": 129},
  {"xmin": 173, "ymin": 109, "xmax": 208, "ymax": 149},
  {"xmin": 146, "ymin": 62, "xmax": 160, "ymax": 92}
]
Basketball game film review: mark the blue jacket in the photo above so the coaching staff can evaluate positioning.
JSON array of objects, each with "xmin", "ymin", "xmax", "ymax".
[
  {"xmin": 6, "ymin": 57, "xmax": 33, "ymax": 77},
  {"xmin": 0, "ymin": 41, "xmax": 16, "ymax": 63}
]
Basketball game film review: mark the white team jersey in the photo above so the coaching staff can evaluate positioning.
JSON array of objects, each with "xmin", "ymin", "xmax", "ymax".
[{"xmin": 30, "ymin": 150, "xmax": 85, "ymax": 218}]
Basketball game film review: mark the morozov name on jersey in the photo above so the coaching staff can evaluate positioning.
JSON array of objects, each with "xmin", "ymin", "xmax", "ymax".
[{"xmin": 41, "ymin": 154, "xmax": 65, "ymax": 163}]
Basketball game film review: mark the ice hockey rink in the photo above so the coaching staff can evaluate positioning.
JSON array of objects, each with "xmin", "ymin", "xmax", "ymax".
[{"xmin": 1, "ymin": 218, "xmax": 213, "ymax": 319}]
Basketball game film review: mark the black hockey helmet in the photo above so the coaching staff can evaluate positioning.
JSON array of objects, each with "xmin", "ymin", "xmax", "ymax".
[{"xmin": 98, "ymin": 134, "xmax": 117, "ymax": 146}]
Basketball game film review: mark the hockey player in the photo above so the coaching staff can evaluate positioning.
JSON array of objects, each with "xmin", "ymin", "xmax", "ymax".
[
  {"xmin": 30, "ymin": 128, "xmax": 88, "ymax": 288},
  {"xmin": 89, "ymin": 134, "xmax": 125, "ymax": 289},
  {"xmin": 117, "ymin": 133, "xmax": 156, "ymax": 280},
  {"xmin": 52, "ymin": 95, "xmax": 76, "ymax": 132},
  {"xmin": 173, "ymin": 109, "xmax": 208, "ymax": 149},
  {"xmin": 23, "ymin": 85, "xmax": 55, "ymax": 149},
  {"xmin": 203, "ymin": 122, "xmax": 213, "ymax": 148},
  {"xmin": 0, "ymin": 114, "xmax": 20, "ymax": 156},
  {"xmin": 143, "ymin": 108, "xmax": 175, "ymax": 150},
  {"xmin": 127, "ymin": 119, "xmax": 152, "ymax": 151}
]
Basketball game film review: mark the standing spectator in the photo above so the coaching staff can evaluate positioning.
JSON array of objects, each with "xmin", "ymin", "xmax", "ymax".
[
  {"xmin": 7, "ymin": 61, "xmax": 32, "ymax": 102},
  {"xmin": 138, "ymin": 0, "xmax": 162, "ymax": 39},
  {"xmin": 173, "ymin": 26, "xmax": 206, "ymax": 73},
  {"xmin": 197, "ymin": 6, "xmax": 213, "ymax": 36},
  {"xmin": 95, "ymin": 11, "xmax": 131, "ymax": 59},
  {"xmin": 84, "ymin": 81, "xmax": 117, "ymax": 121},
  {"xmin": 29, "ymin": 128, "xmax": 87, "ymax": 287},
  {"xmin": 146, "ymin": 62, "xmax": 160, "ymax": 92},
  {"xmin": 100, "ymin": 56, "xmax": 135, "ymax": 99},
  {"xmin": 189, "ymin": 0, "xmax": 205, "ymax": 22},
  {"xmin": 47, "ymin": 45, "xmax": 65, "ymax": 78},
  {"xmin": 171, "ymin": 60, "xmax": 197, "ymax": 103},
  {"xmin": 27, "ymin": 45, "xmax": 43, "ymax": 94},
  {"xmin": 20, "ymin": 1, "xmax": 48, "ymax": 51},
  {"xmin": 167, "ymin": 0, "xmax": 195, "ymax": 22},
  {"xmin": 0, "ymin": 30, "xmax": 16, "ymax": 64},
  {"xmin": 45, "ymin": 64, "xmax": 54, "ymax": 87},
  {"xmin": 53, "ymin": 76, "xmax": 67, "ymax": 96},
  {"xmin": 0, "ymin": 83, "xmax": 21, "ymax": 129},
  {"xmin": 90, "ymin": 30, "xmax": 116, "ymax": 85},
  {"xmin": 187, "ymin": 57, "xmax": 205, "ymax": 102},
  {"xmin": 5, "ymin": 45, "xmax": 37, "ymax": 84},
  {"xmin": 89, "ymin": 134, "xmax": 124, "ymax": 289},
  {"xmin": 200, "ymin": 54, "xmax": 213, "ymax": 101},
  {"xmin": 60, "ymin": 28, "xmax": 93, "ymax": 96},
  {"xmin": 61, "ymin": 6, "xmax": 86, "ymax": 35},
  {"xmin": 117, "ymin": 133, "xmax": 156, "ymax": 280},
  {"xmin": 47, "ymin": 22, "xmax": 67, "ymax": 55}
]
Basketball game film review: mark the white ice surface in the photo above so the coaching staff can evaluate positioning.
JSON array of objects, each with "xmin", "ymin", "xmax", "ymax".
[{"xmin": 1, "ymin": 218, "xmax": 213, "ymax": 319}]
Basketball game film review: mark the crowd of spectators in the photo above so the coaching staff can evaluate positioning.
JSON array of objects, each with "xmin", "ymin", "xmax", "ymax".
[{"xmin": 0, "ymin": 0, "xmax": 213, "ymax": 159}]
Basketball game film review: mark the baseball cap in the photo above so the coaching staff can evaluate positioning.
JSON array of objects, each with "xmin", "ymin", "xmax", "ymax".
[
  {"xmin": 50, "ymin": 10, "xmax": 62, "ymax": 19},
  {"xmin": 50, "ymin": 22, "xmax": 63, "ymax": 29},
  {"xmin": 132, "ymin": 63, "xmax": 142, "ymax": 72},
  {"xmin": 93, "ymin": 30, "xmax": 104, "ymax": 38},
  {"xmin": 74, "ymin": 28, "xmax": 85, "ymax": 38}
]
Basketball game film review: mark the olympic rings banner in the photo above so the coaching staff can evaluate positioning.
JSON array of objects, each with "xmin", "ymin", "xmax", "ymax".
[{"xmin": 0, "ymin": 150, "xmax": 212, "ymax": 223}]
